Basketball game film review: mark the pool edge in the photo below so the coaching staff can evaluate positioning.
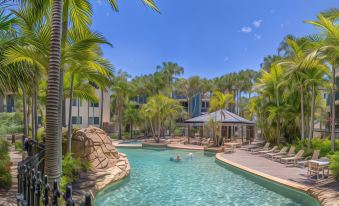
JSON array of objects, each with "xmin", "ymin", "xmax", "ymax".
[{"xmin": 215, "ymin": 153, "xmax": 323, "ymax": 205}]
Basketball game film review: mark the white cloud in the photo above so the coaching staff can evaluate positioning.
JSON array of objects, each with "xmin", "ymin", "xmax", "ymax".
[
  {"xmin": 252, "ymin": 20, "xmax": 263, "ymax": 28},
  {"xmin": 105, "ymin": 12, "xmax": 110, "ymax": 17},
  {"xmin": 241, "ymin": 27, "xmax": 252, "ymax": 33},
  {"xmin": 254, "ymin": 34, "xmax": 262, "ymax": 40},
  {"xmin": 224, "ymin": 57, "xmax": 229, "ymax": 62}
]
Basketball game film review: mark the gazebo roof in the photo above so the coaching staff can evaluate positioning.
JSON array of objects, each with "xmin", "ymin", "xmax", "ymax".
[{"xmin": 185, "ymin": 109, "xmax": 255, "ymax": 125}]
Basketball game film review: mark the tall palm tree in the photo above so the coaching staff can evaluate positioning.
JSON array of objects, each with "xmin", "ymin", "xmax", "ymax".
[
  {"xmin": 124, "ymin": 102, "xmax": 141, "ymax": 138},
  {"xmin": 45, "ymin": 0, "xmax": 63, "ymax": 183},
  {"xmin": 278, "ymin": 37, "xmax": 323, "ymax": 140},
  {"xmin": 303, "ymin": 66, "xmax": 330, "ymax": 148},
  {"xmin": 256, "ymin": 65, "xmax": 286, "ymax": 143},
  {"xmin": 209, "ymin": 90, "xmax": 234, "ymax": 146},
  {"xmin": 112, "ymin": 71, "xmax": 131, "ymax": 140},
  {"xmin": 305, "ymin": 14, "xmax": 339, "ymax": 151}
]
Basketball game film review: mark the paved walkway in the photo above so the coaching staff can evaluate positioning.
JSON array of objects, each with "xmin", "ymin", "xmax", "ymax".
[
  {"xmin": 167, "ymin": 143, "xmax": 204, "ymax": 150},
  {"xmin": 0, "ymin": 145, "xmax": 21, "ymax": 206},
  {"xmin": 219, "ymin": 149, "xmax": 339, "ymax": 206}
]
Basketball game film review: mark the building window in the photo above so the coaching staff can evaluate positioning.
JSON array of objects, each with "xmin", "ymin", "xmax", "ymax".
[
  {"xmin": 72, "ymin": 116, "xmax": 82, "ymax": 124},
  {"xmin": 89, "ymin": 117, "xmax": 100, "ymax": 125},
  {"xmin": 37, "ymin": 116, "xmax": 42, "ymax": 125},
  {"xmin": 90, "ymin": 101, "xmax": 99, "ymax": 107},
  {"xmin": 72, "ymin": 99, "xmax": 82, "ymax": 107}
]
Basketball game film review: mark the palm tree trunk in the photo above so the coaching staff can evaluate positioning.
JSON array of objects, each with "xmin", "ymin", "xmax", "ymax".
[
  {"xmin": 118, "ymin": 110, "xmax": 122, "ymax": 140},
  {"xmin": 67, "ymin": 73, "xmax": 74, "ymax": 153},
  {"xmin": 130, "ymin": 121, "xmax": 133, "ymax": 138},
  {"xmin": 331, "ymin": 65, "xmax": 336, "ymax": 151},
  {"xmin": 300, "ymin": 86, "xmax": 305, "ymax": 140},
  {"xmin": 100, "ymin": 89, "xmax": 104, "ymax": 129},
  {"xmin": 77, "ymin": 98, "xmax": 80, "ymax": 126},
  {"xmin": 33, "ymin": 85, "xmax": 38, "ymax": 139},
  {"xmin": 308, "ymin": 85, "xmax": 315, "ymax": 149},
  {"xmin": 22, "ymin": 88, "xmax": 28, "ymax": 139},
  {"xmin": 45, "ymin": 0, "xmax": 63, "ymax": 183},
  {"xmin": 60, "ymin": 0, "xmax": 69, "ymax": 129},
  {"xmin": 31, "ymin": 95, "xmax": 35, "ymax": 140}
]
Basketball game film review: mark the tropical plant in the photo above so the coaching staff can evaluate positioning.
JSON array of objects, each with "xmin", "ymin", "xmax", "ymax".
[
  {"xmin": 124, "ymin": 102, "xmax": 141, "ymax": 138},
  {"xmin": 305, "ymin": 13, "xmax": 339, "ymax": 151},
  {"xmin": 329, "ymin": 151, "xmax": 339, "ymax": 181},
  {"xmin": 112, "ymin": 71, "xmax": 132, "ymax": 140},
  {"xmin": 141, "ymin": 95, "xmax": 185, "ymax": 143}
]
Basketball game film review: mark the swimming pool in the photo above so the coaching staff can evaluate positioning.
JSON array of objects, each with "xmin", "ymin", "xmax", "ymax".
[{"xmin": 94, "ymin": 148, "xmax": 319, "ymax": 206}]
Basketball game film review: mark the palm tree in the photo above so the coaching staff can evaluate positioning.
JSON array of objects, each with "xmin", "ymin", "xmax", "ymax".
[
  {"xmin": 305, "ymin": 14, "xmax": 339, "ymax": 151},
  {"xmin": 209, "ymin": 91, "xmax": 234, "ymax": 146},
  {"xmin": 124, "ymin": 102, "xmax": 141, "ymax": 138},
  {"xmin": 112, "ymin": 71, "xmax": 131, "ymax": 140},
  {"xmin": 45, "ymin": 0, "xmax": 63, "ymax": 183},
  {"xmin": 303, "ymin": 66, "xmax": 330, "ymax": 148},
  {"xmin": 141, "ymin": 95, "xmax": 185, "ymax": 143},
  {"xmin": 256, "ymin": 65, "xmax": 286, "ymax": 143},
  {"xmin": 278, "ymin": 37, "xmax": 323, "ymax": 140}
]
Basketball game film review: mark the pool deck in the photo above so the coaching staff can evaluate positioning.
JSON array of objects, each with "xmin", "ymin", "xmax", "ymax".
[
  {"xmin": 217, "ymin": 149, "xmax": 339, "ymax": 206},
  {"xmin": 167, "ymin": 143, "xmax": 204, "ymax": 150}
]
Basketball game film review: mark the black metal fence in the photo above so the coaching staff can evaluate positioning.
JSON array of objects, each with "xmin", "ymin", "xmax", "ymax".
[{"xmin": 17, "ymin": 138, "xmax": 92, "ymax": 206}]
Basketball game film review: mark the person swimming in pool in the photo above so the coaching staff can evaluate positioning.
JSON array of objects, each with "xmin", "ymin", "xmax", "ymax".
[
  {"xmin": 170, "ymin": 154, "xmax": 181, "ymax": 162},
  {"xmin": 176, "ymin": 154, "xmax": 181, "ymax": 161}
]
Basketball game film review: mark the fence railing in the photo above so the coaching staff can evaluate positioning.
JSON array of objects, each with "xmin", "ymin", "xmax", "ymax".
[{"xmin": 17, "ymin": 138, "xmax": 92, "ymax": 206}]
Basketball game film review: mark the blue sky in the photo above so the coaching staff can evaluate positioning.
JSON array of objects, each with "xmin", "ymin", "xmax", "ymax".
[{"xmin": 92, "ymin": 0, "xmax": 338, "ymax": 78}]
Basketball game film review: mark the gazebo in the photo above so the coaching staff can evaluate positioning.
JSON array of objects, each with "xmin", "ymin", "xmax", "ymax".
[{"xmin": 185, "ymin": 109, "xmax": 256, "ymax": 142}]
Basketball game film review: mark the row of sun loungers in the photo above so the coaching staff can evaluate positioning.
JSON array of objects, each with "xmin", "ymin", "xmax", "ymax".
[
  {"xmin": 245, "ymin": 143, "xmax": 320, "ymax": 167},
  {"xmin": 233, "ymin": 142, "xmax": 329, "ymax": 180}
]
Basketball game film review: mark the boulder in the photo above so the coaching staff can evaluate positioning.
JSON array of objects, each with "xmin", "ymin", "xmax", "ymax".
[
  {"xmin": 71, "ymin": 127, "xmax": 131, "ymax": 203},
  {"xmin": 71, "ymin": 127, "xmax": 120, "ymax": 169}
]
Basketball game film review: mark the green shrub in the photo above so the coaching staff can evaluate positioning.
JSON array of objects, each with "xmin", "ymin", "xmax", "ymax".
[
  {"xmin": 0, "ymin": 171, "xmax": 12, "ymax": 189},
  {"xmin": 0, "ymin": 140, "xmax": 11, "ymax": 189},
  {"xmin": 36, "ymin": 128, "xmax": 45, "ymax": 143},
  {"xmin": 15, "ymin": 141, "xmax": 22, "ymax": 152},
  {"xmin": 61, "ymin": 153, "xmax": 90, "ymax": 191},
  {"xmin": 0, "ymin": 140, "xmax": 9, "ymax": 155},
  {"xmin": 0, "ymin": 112, "xmax": 23, "ymax": 136},
  {"xmin": 319, "ymin": 139, "xmax": 332, "ymax": 157},
  {"xmin": 329, "ymin": 151, "xmax": 339, "ymax": 181},
  {"xmin": 110, "ymin": 134, "xmax": 118, "ymax": 140}
]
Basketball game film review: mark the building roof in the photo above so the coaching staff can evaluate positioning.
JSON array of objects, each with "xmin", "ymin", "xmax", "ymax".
[{"xmin": 185, "ymin": 109, "xmax": 255, "ymax": 125}]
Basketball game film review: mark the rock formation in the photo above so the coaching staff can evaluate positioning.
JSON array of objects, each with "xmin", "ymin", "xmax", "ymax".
[{"xmin": 71, "ymin": 127, "xmax": 130, "ymax": 203}]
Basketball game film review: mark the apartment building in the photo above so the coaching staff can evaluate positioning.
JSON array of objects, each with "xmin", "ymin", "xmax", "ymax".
[
  {"xmin": 131, "ymin": 92, "xmax": 210, "ymax": 119},
  {"xmin": 64, "ymin": 89, "xmax": 110, "ymax": 128},
  {"xmin": 0, "ymin": 95, "xmax": 15, "ymax": 113}
]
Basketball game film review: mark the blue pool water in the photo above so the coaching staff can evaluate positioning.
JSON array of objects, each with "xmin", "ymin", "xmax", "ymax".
[{"xmin": 94, "ymin": 148, "xmax": 319, "ymax": 206}]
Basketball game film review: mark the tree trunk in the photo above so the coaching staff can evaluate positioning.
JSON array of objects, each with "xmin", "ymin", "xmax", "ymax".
[
  {"xmin": 118, "ymin": 111, "xmax": 122, "ymax": 140},
  {"xmin": 77, "ymin": 98, "xmax": 80, "ymax": 126},
  {"xmin": 100, "ymin": 89, "xmax": 104, "ymax": 129},
  {"xmin": 22, "ymin": 88, "xmax": 28, "ymax": 139},
  {"xmin": 60, "ymin": 0, "xmax": 69, "ymax": 129},
  {"xmin": 34, "ymin": 85, "xmax": 38, "ymax": 139},
  {"xmin": 31, "ymin": 94, "xmax": 35, "ymax": 140},
  {"xmin": 300, "ymin": 86, "xmax": 305, "ymax": 140},
  {"xmin": 308, "ymin": 85, "xmax": 315, "ymax": 149},
  {"xmin": 331, "ymin": 64, "xmax": 336, "ymax": 151},
  {"xmin": 67, "ymin": 73, "xmax": 74, "ymax": 153},
  {"xmin": 45, "ymin": 0, "xmax": 63, "ymax": 184},
  {"xmin": 130, "ymin": 121, "xmax": 133, "ymax": 138}
]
